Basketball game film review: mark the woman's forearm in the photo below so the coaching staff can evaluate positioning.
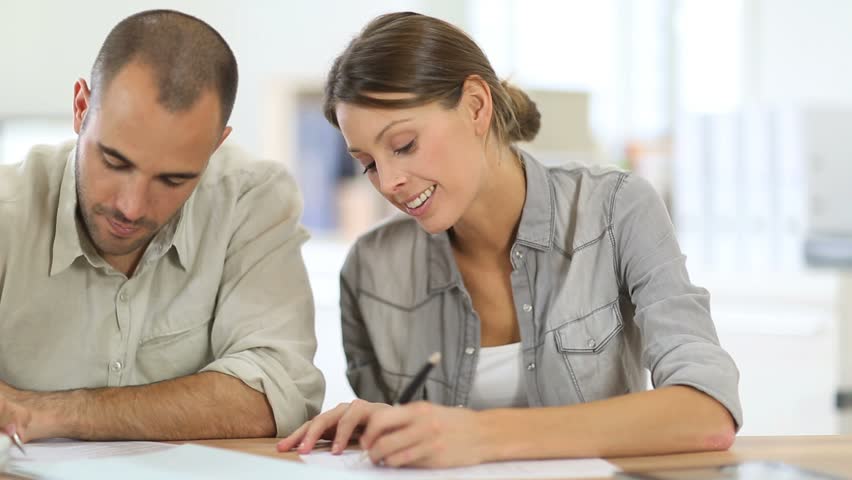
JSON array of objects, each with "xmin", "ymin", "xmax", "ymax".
[{"xmin": 477, "ymin": 385, "xmax": 736, "ymax": 462}]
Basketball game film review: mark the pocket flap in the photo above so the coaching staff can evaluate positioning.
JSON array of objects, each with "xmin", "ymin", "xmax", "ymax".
[{"xmin": 554, "ymin": 301, "xmax": 623, "ymax": 353}]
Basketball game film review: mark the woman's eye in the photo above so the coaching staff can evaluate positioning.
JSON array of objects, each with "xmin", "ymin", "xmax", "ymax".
[{"xmin": 393, "ymin": 139, "xmax": 416, "ymax": 155}]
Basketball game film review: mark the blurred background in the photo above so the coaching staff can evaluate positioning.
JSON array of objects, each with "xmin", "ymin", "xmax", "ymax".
[{"xmin": 3, "ymin": 0, "xmax": 852, "ymax": 436}]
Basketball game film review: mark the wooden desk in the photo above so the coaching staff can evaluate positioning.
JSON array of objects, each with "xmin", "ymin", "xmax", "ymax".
[
  {"xmin": 4, "ymin": 435, "xmax": 851, "ymax": 479},
  {"xmin": 192, "ymin": 435, "xmax": 852, "ymax": 478}
]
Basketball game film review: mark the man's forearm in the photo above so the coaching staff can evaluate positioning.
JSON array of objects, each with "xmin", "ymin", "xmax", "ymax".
[{"xmin": 21, "ymin": 372, "xmax": 275, "ymax": 441}]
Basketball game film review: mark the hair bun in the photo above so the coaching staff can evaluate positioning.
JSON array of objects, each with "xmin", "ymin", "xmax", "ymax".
[{"xmin": 501, "ymin": 81, "xmax": 541, "ymax": 142}]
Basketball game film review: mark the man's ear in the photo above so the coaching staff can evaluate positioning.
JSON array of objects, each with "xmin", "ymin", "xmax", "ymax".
[
  {"xmin": 215, "ymin": 126, "xmax": 233, "ymax": 150},
  {"xmin": 461, "ymin": 75, "xmax": 494, "ymax": 138},
  {"xmin": 73, "ymin": 78, "xmax": 92, "ymax": 134}
]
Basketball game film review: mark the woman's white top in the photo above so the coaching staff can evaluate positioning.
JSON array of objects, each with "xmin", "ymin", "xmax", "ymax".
[{"xmin": 467, "ymin": 342, "xmax": 529, "ymax": 410}]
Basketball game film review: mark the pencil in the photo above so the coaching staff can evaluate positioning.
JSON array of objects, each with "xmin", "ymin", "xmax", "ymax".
[
  {"xmin": 395, "ymin": 351, "xmax": 441, "ymax": 405},
  {"xmin": 11, "ymin": 432, "xmax": 26, "ymax": 456}
]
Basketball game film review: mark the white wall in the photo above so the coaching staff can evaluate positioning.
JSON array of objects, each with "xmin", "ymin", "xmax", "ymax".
[
  {"xmin": 755, "ymin": 0, "xmax": 852, "ymax": 106},
  {"xmin": 0, "ymin": 1, "xmax": 447, "ymax": 153}
]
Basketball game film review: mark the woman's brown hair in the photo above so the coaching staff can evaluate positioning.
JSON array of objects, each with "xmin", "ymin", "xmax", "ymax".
[{"xmin": 324, "ymin": 12, "xmax": 540, "ymax": 145}]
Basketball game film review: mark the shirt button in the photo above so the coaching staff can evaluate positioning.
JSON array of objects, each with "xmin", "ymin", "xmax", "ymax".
[
  {"xmin": 522, "ymin": 304, "xmax": 533, "ymax": 313},
  {"xmin": 587, "ymin": 338, "xmax": 597, "ymax": 349},
  {"xmin": 110, "ymin": 360, "xmax": 123, "ymax": 372},
  {"xmin": 526, "ymin": 362, "xmax": 536, "ymax": 371},
  {"xmin": 464, "ymin": 347, "xmax": 476, "ymax": 355},
  {"xmin": 118, "ymin": 291, "xmax": 128, "ymax": 303}
]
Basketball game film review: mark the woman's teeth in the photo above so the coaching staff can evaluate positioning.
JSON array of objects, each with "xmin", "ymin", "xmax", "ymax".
[{"xmin": 406, "ymin": 185, "xmax": 436, "ymax": 209}]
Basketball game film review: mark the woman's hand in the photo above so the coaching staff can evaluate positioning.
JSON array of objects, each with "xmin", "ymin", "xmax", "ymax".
[
  {"xmin": 277, "ymin": 399, "xmax": 390, "ymax": 454},
  {"xmin": 360, "ymin": 402, "xmax": 489, "ymax": 468}
]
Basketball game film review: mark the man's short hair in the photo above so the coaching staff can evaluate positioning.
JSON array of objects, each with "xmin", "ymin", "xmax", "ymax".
[{"xmin": 91, "ymin": 9, "xmax": 238, "ymax": 127}]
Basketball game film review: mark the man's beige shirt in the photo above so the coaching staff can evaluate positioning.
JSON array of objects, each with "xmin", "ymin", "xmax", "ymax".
[{"xmin": 0, "ymin": 142, "xmax": 325, "ymax": 436}]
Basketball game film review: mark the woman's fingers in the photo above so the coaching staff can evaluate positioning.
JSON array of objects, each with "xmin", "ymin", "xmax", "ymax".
[
  {"xmin": 277, "ymin": 403, "xmax": 349, "ymax": 453},
  {"xmin": 359, "ymin": 402, "xmax": 423, "ymax": 450},
  {"xmin": 366, "ymin": 420, "xmax": 430, "ymax": 467},
  {"xmin": 331, "ymin": 399, "xmax": 388, "ymax": 454},
  {"xmin": 275, "ymin": 420, "xmax": 311, "ymax": 452},
  {"xmin": 296, "ymin": 403, "xmax": 350, "ymax": 453}
]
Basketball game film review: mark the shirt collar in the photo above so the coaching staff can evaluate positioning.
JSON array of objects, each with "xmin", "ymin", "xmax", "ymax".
[
  {"xmin": 169, "ymin": 202, "xmax": 193, "ymax": 271},
  {"xmin": 427, "ymin": 231, "xmax": 459, "ymax": 293},
  {"xmin": 514, "ymin": 149, "xmax": 555, "ymax": 251},
  {"xmin": 50, "ymin": 146, "xmax": 86, "ymax": 276},
  {"xmin": 49, "ymin": 146, "xmax": 191, "ymax": 276},
  {"xmin": 425, "ymin": 149, "xmax": 554, "ymax": 293}
]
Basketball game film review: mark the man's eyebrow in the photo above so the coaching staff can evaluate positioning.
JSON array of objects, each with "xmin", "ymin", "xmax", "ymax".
[
  {"xmin": 99, "ymin": 142, "xmax": 200, "ymax": 179},
  {"xmin": 99, "ymin": 142, "xmax": 135, "ymax": 166}
]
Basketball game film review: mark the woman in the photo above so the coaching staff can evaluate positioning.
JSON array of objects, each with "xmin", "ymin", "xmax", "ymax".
[{"xmin": 278, "ymin": 12, "xmax": 741, "ymax": 468}]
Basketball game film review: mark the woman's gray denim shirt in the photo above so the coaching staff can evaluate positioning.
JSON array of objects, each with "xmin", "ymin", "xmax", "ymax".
[{"xmin": 340, "ymin": 151, "xmax": 743, "ymax": 429}]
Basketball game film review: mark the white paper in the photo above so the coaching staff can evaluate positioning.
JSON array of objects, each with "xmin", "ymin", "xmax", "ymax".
[
  {"xmin": 10, "ymin": 438, "xmax": 174, "ymax": 463},
  {"xmin": 0, "ymin": 435, "xmax": 9, "ymax": 472},
  {"xmin": 301, "ymin": 450, "xmax": 619, "ymax": 479},
  {"xmin": 10, "ymin": 444, "xmax": 371, "ymax": 480}
]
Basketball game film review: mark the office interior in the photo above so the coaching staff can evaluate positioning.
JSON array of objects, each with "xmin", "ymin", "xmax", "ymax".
[{"xmin": 2, "ymin": 0, "xmax": 851, "ymax": 437}]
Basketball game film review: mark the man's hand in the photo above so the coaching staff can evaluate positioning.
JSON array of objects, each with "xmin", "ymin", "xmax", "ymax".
[{"xmin": 0, "ymin": 384, "xmax": 33, "ymax": 443}]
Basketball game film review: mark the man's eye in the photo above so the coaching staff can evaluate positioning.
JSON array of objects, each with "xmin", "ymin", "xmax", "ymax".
[
  {"xmin": 103, "ymin": 159, "xmax": 125, "ymax": 170},
  {"xmin": 161, "ymin": 178, "xmax": 185, "ymax": 187}
]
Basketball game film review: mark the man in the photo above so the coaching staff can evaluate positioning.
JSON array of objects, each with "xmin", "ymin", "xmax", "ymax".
[{"xmin": 0, "ymin": 10, "xmax": 324, "ymax": 441}]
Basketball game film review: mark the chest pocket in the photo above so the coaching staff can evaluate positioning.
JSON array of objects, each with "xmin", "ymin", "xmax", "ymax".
[
  {"xmin": 554, "ymin": 300, "xmax": 628, "ymax": 402},
  {"xmin": 134, "ymin": 301, "xmax": 216, "ymax": 382}
]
